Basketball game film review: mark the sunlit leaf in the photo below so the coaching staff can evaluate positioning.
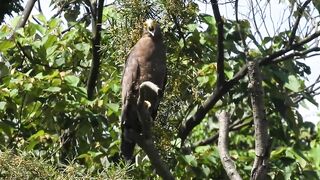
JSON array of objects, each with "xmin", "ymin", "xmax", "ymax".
[
  {"xmin": 44, "ymin": 86, "xmax": 61, "ymax": 92},
  {"xmin": 284, "ymin": 75, "xmax": 301, "ymax": 92},
  {"xmin": 0, "ymin": 40, "xmax": 15, "ymax": 51},
  {"xmin": 0, "ymin": 102, "xmax": 6, "ymax": 110},
  {"xmin": 65, "ymin": 75, "xmax": 80, "ymax": 87}
]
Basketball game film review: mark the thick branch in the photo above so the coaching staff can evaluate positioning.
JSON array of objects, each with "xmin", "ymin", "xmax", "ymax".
[
  {"xmin": 87, "ymin": 0, "xmax": 104, "ymax": 100},
  {"xmin": 211, "ymin": 0, "xmax": 225, "ymax": 85},
  {"xmin": 178, "ymin": 30, "xmax": 320, "ymax": 143},
  {"xmin": 217, "ymin": 111, "xmax": 242, "ymax": 180},
  {"xmin": 127, "ymin": 81, "xmax": 174, "ymax": 180},
  {"xmin": 247, "ymin": 61, "xmax": 269, "ymax": 180},
  {"xmin": 16, "ymin": 0, "xmax": 37, "ymax": 29}
]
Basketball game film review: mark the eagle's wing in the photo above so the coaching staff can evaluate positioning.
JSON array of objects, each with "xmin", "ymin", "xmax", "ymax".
[
  {"xmin": 121, "ymin": 49, "xmax": 139, "ymax": 104},
  {"xmin": 120, "ymin": 46, "xmax": 140, "ymax": 160}
]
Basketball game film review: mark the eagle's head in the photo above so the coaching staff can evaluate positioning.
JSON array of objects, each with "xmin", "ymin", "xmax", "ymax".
[{"xmin": 143, "ymin": 19, "xmax": 161, "ymax": 38}]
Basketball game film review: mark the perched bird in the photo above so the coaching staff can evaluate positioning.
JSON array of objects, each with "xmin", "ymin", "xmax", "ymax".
[{"xmin": 120, "ymin": 19, "xmax": 166, "ymax": 160}]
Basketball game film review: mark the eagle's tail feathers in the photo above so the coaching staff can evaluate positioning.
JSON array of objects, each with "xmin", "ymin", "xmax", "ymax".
[{"xmin": 121, "ymin": 138, "xmax": 135, "ymax": 161}]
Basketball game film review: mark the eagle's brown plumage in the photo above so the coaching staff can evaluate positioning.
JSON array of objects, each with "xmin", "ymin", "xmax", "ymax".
[{"xmin": 120, "ymin": 19, "xmax": 166, "ymax": 160}]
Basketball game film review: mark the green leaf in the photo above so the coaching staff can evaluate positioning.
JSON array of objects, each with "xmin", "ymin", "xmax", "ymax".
[
  {"xmin": 10, "ymin": 89, "xmax": 18, "ymax": 97},
  {"xmin": 284, "ymin": 75, "xmax": 301, "ymax": 92},
  {"xmin": 0, "ymin": 121, "xmax": 13, "ymax": 136},
  {"xmin": 65, "ymin": 75, "xmax": 80, "ymax": 87},
  {"xmin": 35, "ymin": 72, "xmax": 44, "ymax": 79},
  {"xmin": 195, "ymin": 145, "xmax": 210, "ymax": 153},
  {"xmin": 271, "ymin": 147, "xmax": 286, "ymax": 160},
  {"xmin": 187, "ymin": 23, "xmax": 198, "ymax": 32},
  {"xmin": 107, "ymin": 103, "xmax": 119, "ymax": 113},
  {"xmin": 34, "ymin": 14, "xmax": 47, "ymax": 24},
  {"xmin": 55, "ymin": 57, "xmax": 65, "ymax": 66},
  {"xmin": 44, "ymin": 87, "xmax": 61, "ymax": 92},
  {"xmin": 0, "ymin": 40, "xmax": 15, "ymax": 52},
  {"xmin": 23, "ymin": 83, "xmax": 33, "ymax": 91},
  {"xmin": 42, "ymin": 34, "xmax": 57, "ymax": 49},
  {"xmin": 0, "ymin": 62, "xmax": 9, "ymax": 78},
  {"xmin": 310, "ymin": 145, "xmax": 320, "ymax": 166},
  {"xmin": 26, "ymin": 130, "xmax": 45, "ymax": 150},
  {"xmin": 184, "ymin": 154, "xmax": 198, "ymax": 167},
  {"xmin": 225, "ymin": 70, "xmax": 234, "ymax": 80},
  {"xmin": 200, "ymin": 13, "xmax": 215, "ymax": 26},
  {"xmin": 0, "ymin": 101, "xmax": 6, "ymax": 110},
  {"xmin": 48, "ymin": 18, "xmax": 60, "ymax": 29}
]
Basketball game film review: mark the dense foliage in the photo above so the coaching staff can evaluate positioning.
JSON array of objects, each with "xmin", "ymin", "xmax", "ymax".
[{"xmin": 0, "ymin": 0, "xmax": 320, "ymax": 179}]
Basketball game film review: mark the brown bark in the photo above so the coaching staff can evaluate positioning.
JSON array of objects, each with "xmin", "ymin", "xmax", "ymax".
[
  {"xmin": 217, "ymin": 111, "xmax": 242, "ymax": 180},
  {"xmin": 16, "ymin": 0, "xmax": 37, "ymax": 29},
  {"xmin": 247, "ymin": 61, "xmax": 269, "ymax": 180}
]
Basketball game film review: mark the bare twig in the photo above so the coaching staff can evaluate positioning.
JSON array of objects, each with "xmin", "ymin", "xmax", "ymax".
[
  {"xmin": 247, "ymin": 61, "xmax": 269, "ymax": 180},
  {"xmin": 16, "ymin": 0, "xmax": 37, "ymax": 29},
  {"xmin": 288, "ymin": 0, "xmax": 312, "ymax": 46},
  {"xmin": 261, "ymin": 47, "xmax": 320, "ymax": 65},
  {"xmin": 61, "ymin": 14, "xmax": 90, "ymax": 34},
  {"xmin": 235, "ymin": 0, "xmax": 249, "ymax": 55},
  {"xmin": 37, "ymin": 0, "xmax": 42, "ymax": 13},
  {"xmin": 87, "ymin": 0, "xmax": 104, "ymax": 100},
  {"xmin": 217, "ymin": 111, "xmax": 242, "ymax": 180},
  {"xmin": 127, "ymin": 81, "xmax": 174, "ymax": 180},
  {"xmin": 291, "ymin": 74, "xmax": 320, "ymax": 103},
  {"xmin": 250, "ymin": 0, "xmax": 264, "ymax": 43},
  {"xmin": 192, "ymin": 116, "xmax": 253, "ymax": 148},
  {"xmin": 51, "ymin": 2, "xmax": 68, "ymax": 19}
]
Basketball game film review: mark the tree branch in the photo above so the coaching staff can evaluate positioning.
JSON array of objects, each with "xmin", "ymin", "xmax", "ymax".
[
  {"xmin": 217, "ymin": 111, "xmax": 242, "ymax": 180},
  {"xmin": 50, "ymin": 2, "xmax": 68, "ymax": 19},
  {"xmin": 37, "ymin": 0, "xmax": 42, "ymax": 13},
  {"xmin": 178, "ymin": 28, "xmax": 320, "ymax": 144},
  {"xmin": 288, "ymin": 0, "xmax": 312, "ymax": 46},
  {"xmin": 211, "ymin": 0, "xmax": 225, "ymax": 86},
  {"xmin": 235, "ymin": 0, "xmax": 249, "ymax": 54},
  {"xmin": 291, "ymin": 74, "xmax": 320, "ymax": 104},
  {"xmin": 247, "ymin": 61, "xmax": 269, "ymax": 180},
  {"xmin": 192, "ymin": 117, "xmax": 253, "ymax": 148},
  {"xmin": 87, "ymin": 0, "xmax": 104, "ymax": 100},
  {"xmin": 16, "ymin": 0, "xmax": 37, "ymax": 29},
  {"xmin": 264, "ymin": 47, "xmax": 320, "ymax": 65},
  {"xmin": 127, "ymin": 81, "xmax": 174, "ymax": 180}
]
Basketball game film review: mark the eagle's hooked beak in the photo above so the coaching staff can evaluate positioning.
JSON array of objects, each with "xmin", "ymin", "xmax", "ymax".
[
  {"xmin": 145, "ymin": 19, "xmax": 156, "ymax": 37},
  {"xmin": 148, "ymin": 27, "xmax": 155, "ymax": 36}
]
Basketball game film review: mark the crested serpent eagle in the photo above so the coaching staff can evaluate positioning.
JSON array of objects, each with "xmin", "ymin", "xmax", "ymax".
[{"xmin": 120, "ymin": 19, "xmax": 167, "ymax": 160}]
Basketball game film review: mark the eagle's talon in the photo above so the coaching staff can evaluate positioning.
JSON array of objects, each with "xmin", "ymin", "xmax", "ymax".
[{"xmin": 144, "ymin": 100, "xmax": 151, "ymax": 109}]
